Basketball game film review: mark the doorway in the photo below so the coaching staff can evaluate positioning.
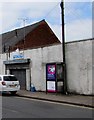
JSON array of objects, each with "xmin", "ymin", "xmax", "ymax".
[{"xmin": 10, "ymin": 69, "xmax": 26, "ymax": 90}]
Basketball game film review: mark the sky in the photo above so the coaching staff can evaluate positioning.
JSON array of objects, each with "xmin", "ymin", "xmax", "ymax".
[{"xmin": 0, "ymin": 0, "xmax": 92, "ymax": 42}]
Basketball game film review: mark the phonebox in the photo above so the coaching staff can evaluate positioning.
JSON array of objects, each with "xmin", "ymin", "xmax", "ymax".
[{"xmin": 46, "ymin": 62, "xmax": 64, "ymax": 93}]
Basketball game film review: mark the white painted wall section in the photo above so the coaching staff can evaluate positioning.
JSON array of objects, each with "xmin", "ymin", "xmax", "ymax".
[{"xmin": 0, "ymin": 39, "xmax": 93, "ymax": 95}]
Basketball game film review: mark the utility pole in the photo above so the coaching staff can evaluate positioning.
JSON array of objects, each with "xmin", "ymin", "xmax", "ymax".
[{"xmin": 60, "ymin": 0, "xmax": 67, "ymax": 94}]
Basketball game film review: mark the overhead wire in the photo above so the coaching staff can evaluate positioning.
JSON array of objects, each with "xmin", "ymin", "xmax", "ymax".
[
  {"xmin": 64, "ymin": 2, "xmax": 92, "ymax": 25},
  {"xmin": 44, "ymin": 2, "xmax": 60, "ymax": 19}
]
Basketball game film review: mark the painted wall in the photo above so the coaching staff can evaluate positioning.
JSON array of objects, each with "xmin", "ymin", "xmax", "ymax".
[
  {"xmin": 0, "ymin": 53, "xmax": 6, "ymax": 74},
  {"xmin": 0, "ymin": 39, "xmax": 93, "ymax": 95},
  {"xmin": 66, "ymin": 40, "xmax": 92, "ymax": 95},
  {"xmin": 24, "ymin": 44, "xmax": 63, "ymax": 91}
]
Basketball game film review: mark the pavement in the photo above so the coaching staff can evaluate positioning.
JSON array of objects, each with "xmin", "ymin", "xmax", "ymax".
[{"xmin": 16, "ymin": 90, "xmax": 94, "ymax": 108}]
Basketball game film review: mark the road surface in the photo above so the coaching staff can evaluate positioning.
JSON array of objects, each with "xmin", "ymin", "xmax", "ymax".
[{"xmin": 2, "ymin": 94, "xmax": 93, "ymax": 119}]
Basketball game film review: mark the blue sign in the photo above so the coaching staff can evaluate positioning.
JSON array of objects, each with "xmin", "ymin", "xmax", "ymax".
[
  {"xmin": 46, "ymin": 64, "xmax": 56, "ymax": 80},
  {"xmin": 13, "ymin": 54, "xmax": 24, "ymax": 60},
  {"xmin": 12, "ymin": 48, "xmax": 24, "ymax": 60}
]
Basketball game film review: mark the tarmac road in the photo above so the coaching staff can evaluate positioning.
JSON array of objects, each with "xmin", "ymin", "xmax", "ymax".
[{"xmin": 2, "ymin": 94, "xmax": 93, "ymax": 119}]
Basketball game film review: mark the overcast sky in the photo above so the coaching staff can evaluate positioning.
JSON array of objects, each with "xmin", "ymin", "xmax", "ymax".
[{"xmin": 0, "ymin": 0, "xmax": 92, "ymax": 42}]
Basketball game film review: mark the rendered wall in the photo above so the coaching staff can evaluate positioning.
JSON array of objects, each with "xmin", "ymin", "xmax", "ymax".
[
  {"xmin": 24, "ymin": 39, "xmax": 92, "ymax": 95},
  {"xmin": 24, "ymin": 44, "xmax": 63, "ymax": 91},
  {"xmin": 0, "ymin": 53, "xmax": 6, "ymax": 75},
  {"xmin": 66, "ymin": 40, "xmax": 92, "ymax": 95},
  {"xmin": 0, "ymin": 39, "xmax": 93, "ymax": 95}
]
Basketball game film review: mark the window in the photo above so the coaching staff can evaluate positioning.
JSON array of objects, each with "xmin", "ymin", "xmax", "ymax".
[{"xmin": 4, "ymin": 76, "xmax": 17, "ymax": 81}]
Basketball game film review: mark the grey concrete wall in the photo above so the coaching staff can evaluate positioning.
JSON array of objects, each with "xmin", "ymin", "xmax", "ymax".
[
  {"xmin": 0, "ymin": 39, "xmax": 93, "ymax": 95},
  {"xmin": 0, "ymin": 53, "xmax": 6, "ymax": 74},
  {"xmin": 66, "ymin": 40, "xmax": 92, "ymax": 95},
  {"xmin": 92, "ymin": 40, "xmax": 94, "ymax": 94},
  {"xmin": 24, "ymin": 39, "xmax": 93, "ymax": 95},
  {"xmin": 24, "ymin": 44, "xmax": 63, "ymax": 91}
]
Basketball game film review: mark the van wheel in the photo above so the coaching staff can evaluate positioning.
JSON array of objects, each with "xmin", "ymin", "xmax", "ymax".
[{"xmin": 10, "ymin": 91, "xmax": 17, "ymax": 95}]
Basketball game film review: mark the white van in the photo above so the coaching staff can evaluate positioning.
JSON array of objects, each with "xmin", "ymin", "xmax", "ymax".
[{"xmin": 0, "ymin": 74, "xmax": 20, "ymax": 95}]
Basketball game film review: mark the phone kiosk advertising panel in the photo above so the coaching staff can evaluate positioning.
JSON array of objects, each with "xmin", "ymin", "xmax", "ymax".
[{"xmin": 46, "ymin": 62, "xmax": 64, "ymax": 93}]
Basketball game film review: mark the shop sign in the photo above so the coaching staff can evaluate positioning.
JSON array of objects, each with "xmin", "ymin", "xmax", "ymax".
[
  {"xmin": 13, "ymin": 54, "xmax": 24, "ymax": 60},
  {"xmin": 12, "ymin": 48, "xmax": 24, "ymax": 60}
]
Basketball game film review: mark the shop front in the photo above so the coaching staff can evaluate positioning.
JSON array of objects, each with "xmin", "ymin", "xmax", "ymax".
[{"xmin": 3, "ymin": 50, "xmax": 31, "ymax": 91}]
